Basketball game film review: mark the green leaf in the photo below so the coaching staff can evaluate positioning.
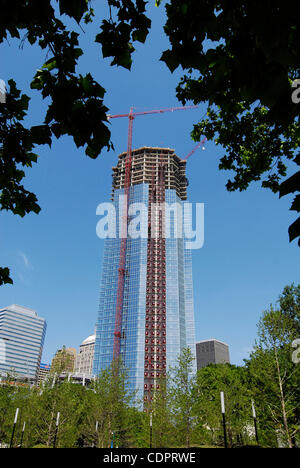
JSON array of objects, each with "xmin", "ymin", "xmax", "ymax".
[
  {"xmin": 160, "ymin": 50, "xmax": 179, "ymax": 73},
  {"xmin": 85, "ymin": 145, "xmax": 98, "ymax": 159},
  {"xmin": 132, "ymin": 29, "xmax": 148, "ymax": 44},
  {"xmin": 294, "ymin": 153, "xmax": 300, "ymax": 166},
  {"xmin": 208, "ymin": 61, "xmax": 217, "ymax": 69},
  {"xmin": 42, "ymin": 58, "xmax": 57, "ymax": 71},
  {"xmin": 279, "ymin": 172, "xmax": 300, "ymax": 198},
  {"xmin": 290, "ymin": 195, "xmax": 300, "ymax": 212},
  {"xmin": 74, "ymin": 48, "xmax": 83, "ymax": 59},
  {"xmin": 58, "ymin": 0, "xmax": 88, "ymax": 23},
  {"xmin": 288, "ymin": 217, "xmax": 300, "ymax": 243},
  {"xmin": 0, "ymin": 267, "xmax": 13, "ymax": 286},
  {"xmin": 81, "ymin": 75, "xmax": 92, "ymax": 93},
  {"xmin": 30, "ymin": 125, "xmax": 52, "ymax": 146},
  {"xmin": 181, "ymin": 4, "xmax": 188, "ymax": 15},
  {"xmin": 30, "ymin": 70, "xmax": 44, "ymax": 90},
  {"xmin": 51, "ymin": 123, "xmax": 63, "ymax": 139}
]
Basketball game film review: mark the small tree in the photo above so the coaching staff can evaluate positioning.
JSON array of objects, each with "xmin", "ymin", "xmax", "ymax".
[
  {"xmin": 21, "ymin": 380, "xmax": 89, "ymax": 448},
  {"xmin": 83, "ymin": 360, "xmax": 136, "ymax": 448},
  {"xmin": 248, "ymin": 306, "xmax": 299, "ymax": 447},
  {"xmin": 168, "ymin": 347, "xmax": 196, "ymax": 448},
  {"xmin": 194, "ymin": 364, "xmax": 253, "ymax": 447},
  {"xmin": 0, "ymin": 382, "xmax": 17, "ymax": 445}
]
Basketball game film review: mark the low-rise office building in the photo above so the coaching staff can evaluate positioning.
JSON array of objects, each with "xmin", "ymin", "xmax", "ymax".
[{"xmin": 196, "ymin": 339, "xmax": 230, "ymax": 370}]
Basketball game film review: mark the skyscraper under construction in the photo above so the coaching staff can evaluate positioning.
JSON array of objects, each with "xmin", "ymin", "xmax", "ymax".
[{"xmin": 93, "ymin": 147, "xmax": 196, "ymax": 403}]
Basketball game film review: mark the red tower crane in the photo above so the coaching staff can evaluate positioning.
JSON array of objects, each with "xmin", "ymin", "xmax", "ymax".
[
  {"xmin": 184, "ymin": 137, "xmax": 207, "ymax": 160},
  {"xmin": 108, "ymin": 105, "xmax": 199, "ymax": 362}
]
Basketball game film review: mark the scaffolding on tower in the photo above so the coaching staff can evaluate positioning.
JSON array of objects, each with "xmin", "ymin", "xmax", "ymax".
[{"xmin": 144, "ymin": 160, "xmax": 167, "ymax": 404}]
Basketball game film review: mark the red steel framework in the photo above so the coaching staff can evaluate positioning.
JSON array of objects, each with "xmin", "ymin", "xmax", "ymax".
[
  {"xmin": 144, "ymin": 161, "xmax": 167, "ymax": 403},
  {"xmin": 107, "ymin": 105, "xmax": 201, "ymax": 364}
]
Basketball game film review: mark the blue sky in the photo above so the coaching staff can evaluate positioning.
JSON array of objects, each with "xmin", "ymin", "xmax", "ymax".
[{"xmin": 1, "ymin": 3, "xmax": 299, "ymax": 366}]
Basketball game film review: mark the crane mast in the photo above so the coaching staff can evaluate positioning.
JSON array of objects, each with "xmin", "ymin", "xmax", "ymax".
[{"xmin": 184, "ymin": 137, "xmax": 207, "ymax": 160}]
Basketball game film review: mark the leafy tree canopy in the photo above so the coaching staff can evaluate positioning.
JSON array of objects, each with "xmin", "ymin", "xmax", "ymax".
[
  {"xmin": 278, "ymin": 283, "xmax": 300, "ymax": 334},
  {"xmin": 0, "ymin": 0, "xmax": 151, "ymax": 285},
  {"xmin": 161, "ymin": 0, "xmax": 300, "ymax": 245}
]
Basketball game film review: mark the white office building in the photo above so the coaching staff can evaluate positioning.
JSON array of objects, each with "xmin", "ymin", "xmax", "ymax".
[{"xmin": 0, "ymin": 304, "xmax": 46, "ymax": 382}]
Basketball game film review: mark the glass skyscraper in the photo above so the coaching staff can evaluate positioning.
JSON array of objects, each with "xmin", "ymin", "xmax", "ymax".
[
  {"xmin": 93, "ymin": 147, "xmax": 196, "ymax": 403},
  {"xmin": 0, "ymin": 304, "xmax": 46, "ymax": 382}
]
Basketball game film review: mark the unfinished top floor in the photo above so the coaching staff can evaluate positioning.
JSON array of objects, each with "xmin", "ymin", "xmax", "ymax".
[{"xmin": 111, "ymin": 147, "xmax": 188, "ymax": 200}]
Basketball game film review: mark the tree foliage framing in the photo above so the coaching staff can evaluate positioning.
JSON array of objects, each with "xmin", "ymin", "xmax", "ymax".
[
  {"xmin": 161, "ymin": 0, "xmax": 300, "ymax": 246},
  {"xmin": 0, "ymin": 0, "xmax": 151, "ymax": 285},
  {"xmin": 1, "ymin": 1, "xmax": 299, "ymax": 287}
]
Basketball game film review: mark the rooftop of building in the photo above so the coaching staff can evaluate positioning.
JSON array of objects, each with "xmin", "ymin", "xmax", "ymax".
[
  {"xmin": 117, "ymin": 146, "xmax": 187, "ymax": 163},
  {"xmin": 196, "ymin": 338, "xmax": 229, "ymax": 347},
  {"xmin": 81, "ymin": 334, "xmax": 96, "ymax": 346},
  {"xmin": 54, "ymin": 347, "xmax": 77, "ymax": 355},
  {"xmin": 0, "ymin": 304, "xmax": 37, "ymax": 317}
]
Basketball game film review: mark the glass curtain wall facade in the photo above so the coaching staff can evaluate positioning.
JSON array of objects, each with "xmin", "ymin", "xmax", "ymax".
[
  {"xmin": 0, "ymin": 304, "xmax": 46, "ymax": 381},
  {"xmin": 93, "ymin": 148, "xmax": 196, "ymax": 401},
  {"xmin": 165, "ymin": 189, "xmax": 196, "ymax": 374},
  {"xmin": 94, "ymin": 184, "xmax": 148, "ymax": 395}
]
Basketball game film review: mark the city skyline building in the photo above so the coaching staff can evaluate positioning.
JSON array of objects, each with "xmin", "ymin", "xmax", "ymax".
[
  {"xmin": 75, "ymin": 333, "xmax": 95, "ymax": 376},
  {"xmin": 37, "ymin": 362, "xmax": 51, "ymax": 385},
  {"xmin": 196, "ymin": 339, "xmax": 230, "ymax": 370},
  {"xmin": 0, "ymin": 304, "xmax": 46, "ymax": 382},
  {"xmin": 93, "ymin": 147, "xmax": 196, "ymax": 403},
  {"xmin": 51, "ymin": 346, "xmax": 76, "ymax": 374}
]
